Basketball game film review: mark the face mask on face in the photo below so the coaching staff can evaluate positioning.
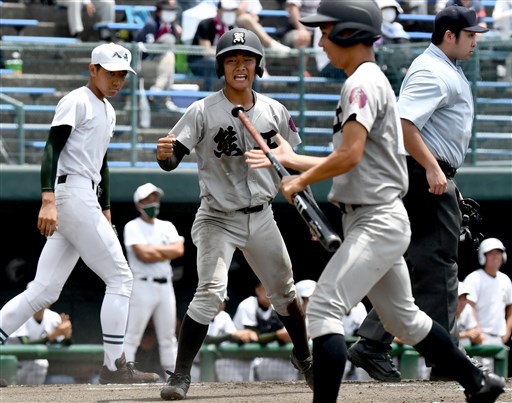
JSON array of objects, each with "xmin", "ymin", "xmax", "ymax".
[
  {"xmin": 161, "ymin": 10, "xmax": 177, "ymax": 24},
  {"xmin": 222, "ymin": 11, "xmax": 237, "ymax": 27},
  {"xmin": 140, "ymin": 202, "xmax": 160, "ymax": 219},
  {"xmin": 381, "ymin": 7, "xmax": 397, "ymax": 23}
]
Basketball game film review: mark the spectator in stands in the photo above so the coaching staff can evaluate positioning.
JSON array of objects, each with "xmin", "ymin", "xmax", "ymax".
[
  {"xmin": 462, "ymin": 238, "xmax": 512, "ymax": 372},
  {"xmin": 6, "ymin": 294, "xmax": 73, "ymax": 385},
  {"xmin": 492, "ymin": 0, "xmax": 512, "ymax": 79},
  {"xmin": 232, "ymin": 282, "xmax": 300, "ymax": 382},
  {"xmin": 55, "ymin": 0, "xmax": 115, "ymax": 42},
  {"xmin": 234, "ymin": 0, "xmax": 292, "ymax": 55},
  {"xmin": 135, "ymin": 0, "xmax": 185, "ymax": 112},
  {"xmin": 493, "ymin": 0, "xmax": 512, "ymax": 40},
  {"xmin": 190, "ymin": 293, "xmax": 258, "ymax": 382},
  {"xmin": 374, "ymin": 0, "xmax": 411, "ymax": 94},
  {"xmin": 276, "ymin": 0, "xmax": 320, "ymax": 76},
  {"xmin": 375, "ymin": 0, "xmax": 410, "ymax": 45},
  {"xmin": 188, "ymin": 0, "xmax": 238, "ymax": 91}
]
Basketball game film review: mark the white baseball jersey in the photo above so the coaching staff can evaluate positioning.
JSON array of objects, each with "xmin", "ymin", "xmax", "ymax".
[
  {"xmin": 123, "ymin": 217, "xmax": 184, "ymax": 279},
  {"xmin": 233, "ymin": 296, "xmax": 282, "ymax": 332},
  {"xmin": 457, "ymin": 303, "xmax": 479, "ymax": 346},
  {"xmin": 208, "ymin": 310, "xmax": 238, "ymax": 338},
  {"xmin": 9, "ymin": 309, "xmax": 64, "ymax": 343},
  {"xmin": 463, "ymin": 270, "xmax": 512, "ymax": 337},
  {"xmin": 170, "ymin": 90, "xmax": 301, "ymax": 212},
  {"xmin": 51, "ymin": 86, "xmax": 115, "ymax": 185},
  {"xmin": 328, "ymin": 62, "xmax": 408, "ymax": 206}
]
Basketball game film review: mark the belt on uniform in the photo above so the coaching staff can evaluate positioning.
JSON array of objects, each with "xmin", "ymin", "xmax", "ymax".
[
  {"xmin": 236, "ymin": 200, "xmax": 271, "ymax": 214},
  {"xmin": 339, "ymin": 203, "xmax": 362, "ymax": 214},
  {"xmin": 140, "ymin": 277, "xmax": 167, "ymax": 284},
  {"xmin": 57, "ymin": 174, "xmax": 95, "ymax": 189},
  {"xmin": 406, "ymin": 157, "xmax": 457, "ymax": 179}
]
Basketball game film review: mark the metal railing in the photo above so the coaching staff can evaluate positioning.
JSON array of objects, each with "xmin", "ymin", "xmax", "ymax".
[{"xmin": 1, "ymin": 39, "xmax": 511, "ymax": 167}]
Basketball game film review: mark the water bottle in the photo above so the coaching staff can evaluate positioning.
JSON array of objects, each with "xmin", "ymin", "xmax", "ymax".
[{"xmin": 5, "ymin": 52, "xmax": 23, "ymax": 75}]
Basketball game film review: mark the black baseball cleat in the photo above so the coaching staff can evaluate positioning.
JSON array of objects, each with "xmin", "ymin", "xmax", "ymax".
[
  {"xmin": 161, "ymin": 371, "xmax": 191, "ymax": 401},
  {"xmin": 465, "ymin": 372, "xmax": 505, "ymax": 403},
  {"xmin": 290, "ymin": 349, "xmax": 314, "ymax": 390},
  {"xmin": 99, "ymin": 353, "xmax": 160, "ymax": 384},
  {"xmin": 347, "ymin": 338, "xmax": 401, "ymax": 382}
]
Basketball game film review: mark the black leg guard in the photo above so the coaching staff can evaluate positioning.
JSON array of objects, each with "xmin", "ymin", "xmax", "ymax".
[
  {"xmin": 414, "ymin": 321, "xmax": 483, "ymax": 394},
  {"xmin": 174, "ymin": 313, "xmax": 209, "ymax": 375},
  {"xmin": 277, "ymin": 298, "xmax": 311, "ymax": 360},
  {"xmin": 312, "ymin": 334, "xmax": 347, "ymax": 403}
]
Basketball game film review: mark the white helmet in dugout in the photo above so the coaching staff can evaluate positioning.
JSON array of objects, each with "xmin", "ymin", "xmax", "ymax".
[{"xmin": 478, "ymin": 237, "xmax": 507, "ymax": 266}]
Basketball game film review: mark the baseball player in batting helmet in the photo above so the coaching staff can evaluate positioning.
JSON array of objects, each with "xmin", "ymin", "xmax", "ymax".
[
  {"xmin": 156, "ymin": 27, "xmax": 313, "ymax": 400},
  {"xmin": 244, "ymin": 1, "xmax": 504, "ymax": 402}
]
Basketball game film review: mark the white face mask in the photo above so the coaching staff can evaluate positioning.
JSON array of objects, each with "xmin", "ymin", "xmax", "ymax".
[
  {"xmin": 381, "ymin": 7, "xmax": 397, "ymax": 23},
  {"xmin": 222, "ymin": 11, "xmax": 237, "ymax": 27},
  {"xmin": 161, "ymin": 10, "xmax": 177, "ymax": 24}
]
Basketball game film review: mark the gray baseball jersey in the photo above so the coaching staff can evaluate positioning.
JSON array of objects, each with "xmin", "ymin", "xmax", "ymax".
[
  {"xmin": 328, "ymin": 62, "xmax": 408, "ymax": 206},
  {"xmin": 170, "ymin": 90, "xmax": 301, "ymax": 212}
]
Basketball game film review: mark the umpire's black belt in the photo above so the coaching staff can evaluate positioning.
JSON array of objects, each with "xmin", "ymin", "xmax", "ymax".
[
  {"xmin": 436, "ymin": 159, "xmax": 457, "ymax": 179},
  {"xmin": 339, "ymin": 203, "xmax": 362, "ymax": 214},
  {"xmin": 140, "ymin": 277, "xmax": 168, "ymax": 284},
  {"xmin": 406, "ymin": 157, "xmax": 457, "ymax": 179},
  {"xmin": 236, "ymin": 200, "xmax": 272, "ymax": 214},
  {"xmin": 58, "ymin": 174, "xmax": 95, "ymax": 189}
]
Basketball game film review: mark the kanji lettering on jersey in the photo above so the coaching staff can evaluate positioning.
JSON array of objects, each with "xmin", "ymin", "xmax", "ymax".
[{"xmin": 214, "ymin": 126, "xmax": 243, "ymax": 157}]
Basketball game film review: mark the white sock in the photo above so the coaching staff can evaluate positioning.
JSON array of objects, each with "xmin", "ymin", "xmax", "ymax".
[{"xmin": 101, "ymin": 293, "xmax": 130, "ymax": 370}]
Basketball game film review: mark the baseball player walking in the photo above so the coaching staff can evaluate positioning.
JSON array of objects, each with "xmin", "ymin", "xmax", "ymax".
[
  {"xmin": 347, "ymin": 5, "xmax": 490, "ymax": 382},
  {"xmin": 0, "ymin": 43, "xmax": 159, "ymax": 384},
  {"xmin": 245, "ymin": 1, "xmax": 504, "ymax": 402},
  {"xmin": 156, "ymin": 28, "xmax": 313, "ymax": 400},
  {"xmin": 123, "ymin": 183, "xmax": 185, "ymax": 378}
]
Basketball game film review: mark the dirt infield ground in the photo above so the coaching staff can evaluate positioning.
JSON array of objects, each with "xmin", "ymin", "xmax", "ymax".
[{"xmin": 1, "ymin": 379, "xmax": 511, "ymax": 403}]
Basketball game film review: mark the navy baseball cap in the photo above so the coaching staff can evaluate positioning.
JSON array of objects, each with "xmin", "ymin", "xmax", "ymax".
[{"xmin": 434, "ymin": 5, "xmax": 489, "ymax": 35}]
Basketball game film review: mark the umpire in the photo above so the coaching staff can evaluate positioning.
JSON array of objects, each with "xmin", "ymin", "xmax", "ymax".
[{"xmin": 348, "ymin": 5, "xmax": 489, "ymax": 381}]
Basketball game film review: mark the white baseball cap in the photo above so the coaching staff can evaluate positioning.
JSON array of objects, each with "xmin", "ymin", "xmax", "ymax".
[
  {"xmin": 133, "ymin": 183, "xmax": 164, "ymax": 203},
  {"xmin": 296, "ymin": 279, "xmax": 316, "ymax": 299},
  {"xmin": 91, "ymin": 42, "xmax": 136, "ymax": 74}
]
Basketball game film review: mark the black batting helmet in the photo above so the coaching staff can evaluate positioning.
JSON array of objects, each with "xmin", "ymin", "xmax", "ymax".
[
  {"xmin": 300, "ymin": 0, "xmax": 382, "ymax": 47},
  {"xmin": 215, "ymin": 28, "xmax": 264, "ymax": 78}
]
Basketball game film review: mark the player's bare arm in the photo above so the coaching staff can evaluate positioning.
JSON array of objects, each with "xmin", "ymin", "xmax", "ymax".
[
  {"xmin": 38, "ymin": 192, "xmax": 58, "ymax": 237},
  {"xmin": 401, "ymin": 118, "xmax": 447, "ymax": 195},
  {"xmin": 245, "ymin": 133, "xmax": 323, "ymax": 171},
  {"xmin": 280, "ymin": 121, "xmax": 366, "ymax": 204}
]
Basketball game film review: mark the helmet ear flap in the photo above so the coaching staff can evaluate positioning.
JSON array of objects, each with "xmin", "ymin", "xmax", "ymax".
[{"xmin": 215, "ymin": 59, "xmax": 224, "ymax": 78}]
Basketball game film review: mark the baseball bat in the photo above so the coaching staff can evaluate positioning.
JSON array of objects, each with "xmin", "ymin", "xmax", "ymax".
[{"xmin": 232, "ymin": 105, "xmax": 341, "ymax": 252}]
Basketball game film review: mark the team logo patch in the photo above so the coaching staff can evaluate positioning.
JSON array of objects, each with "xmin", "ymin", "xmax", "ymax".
[
  {"xmin": 232, "ymin": 32, "xmax": 246, "ymax": 45},
  {"xmin": 349, "ymin": 87, "xmax": 367, "ymax": 108},
  {"xmin": 289, "ymin": 117, "xmax": 297, "ymax": 133}
]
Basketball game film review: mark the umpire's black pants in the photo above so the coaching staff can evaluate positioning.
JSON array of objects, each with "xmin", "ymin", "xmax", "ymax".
[{"xmin": 357, "ymin": 157, "xmax": 461, "ymax": 347}]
